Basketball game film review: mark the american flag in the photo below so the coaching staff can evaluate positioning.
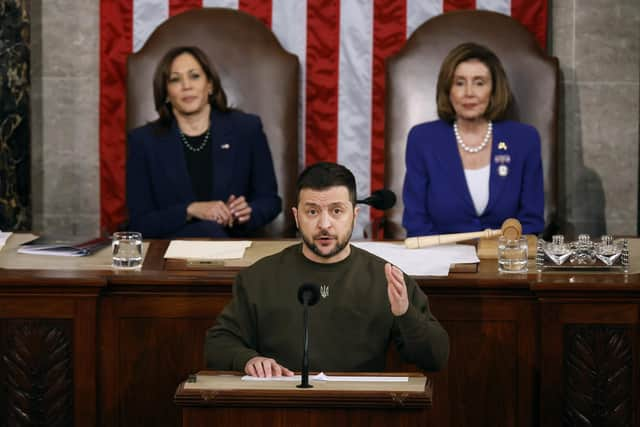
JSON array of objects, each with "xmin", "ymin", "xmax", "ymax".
[{"xmin": 100, "ymin": 0, "xmax": 548, "ymax": 236}]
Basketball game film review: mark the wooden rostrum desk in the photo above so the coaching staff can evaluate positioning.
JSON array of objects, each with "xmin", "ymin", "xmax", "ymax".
[
  {"xmin": 0, "ymin": 237, "xmax": 639, "ymax": 427},
  {"xmin": 174, "ymin": 371, "xmax": 432, "ymax": 427}
]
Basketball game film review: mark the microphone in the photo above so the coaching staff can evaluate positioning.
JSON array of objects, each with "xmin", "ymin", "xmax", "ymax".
[
  {"xmin": 356, "ymin": 189, "xmax": 396, "ymax": 210},
  {"xmin": 296, "ymin": 283, "xmax": 320, "ymax": 389}
]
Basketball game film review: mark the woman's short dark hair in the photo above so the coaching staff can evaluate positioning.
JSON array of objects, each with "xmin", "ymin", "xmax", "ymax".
[
  {"xmin": 152, "ymin": 46, "xmax": 229, "ymax": 128},
  {"xmin": 436, "ymin": 42, "xmax": 512, "ymax": 122},
  {"xmin": 296, "ymin": 162, "xmax": 357, "ymax": 206}
]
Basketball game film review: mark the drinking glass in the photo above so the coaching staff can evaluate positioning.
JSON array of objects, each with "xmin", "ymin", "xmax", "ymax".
[
  {"xmin": 112, "ymin": 231, "xmax": 143, "ymax": 269},
  {"xmin": 498, "ymin": 236, "xmax": 528, "ymax": 273}
]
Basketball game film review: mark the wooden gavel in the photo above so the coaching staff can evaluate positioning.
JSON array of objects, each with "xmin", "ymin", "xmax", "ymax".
[{"xmin": 404, "ymin": 218, "xmax": 522, "ymax": 249}]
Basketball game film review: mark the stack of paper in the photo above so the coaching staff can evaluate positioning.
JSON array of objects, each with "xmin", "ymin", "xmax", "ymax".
[
  {"xmin": 351, "ymin": 241, "xmax": 479, "ymax": 276},
  {"xmin": 164, "ymin": 240, "xmax": 252, "ymax": 260},
  {"xmin": 0, "ymin": 231, "xmax": 12, "ymax": 250},
  {"xmin": 241, "ymin": 372, "xmax": 408, "ymax": 382}
]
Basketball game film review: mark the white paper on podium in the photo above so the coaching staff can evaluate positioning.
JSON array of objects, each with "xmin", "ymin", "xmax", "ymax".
[
  {"xmin": 351, "ymin": 241, "xmax": 479, "ymax": 276},
  {"xmin": 164, "ymin": 240, "xmax": 252, "ymax": 260},
  {"xmin": 241, "ymin": 372, "xmax": 408, "ymax": 382},
  {"xmin": 0, "ymin": 232, "xmax": 13, "ymax": 250}
]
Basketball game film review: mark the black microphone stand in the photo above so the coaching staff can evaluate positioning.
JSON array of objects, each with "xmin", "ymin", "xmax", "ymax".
[
  {"xmin": 297, "ymin": 300, "xmax": 312, "ymax": 389},
  {"xmin": 296, "ymin": 283, "xmax": 320, "ymax": 389}
]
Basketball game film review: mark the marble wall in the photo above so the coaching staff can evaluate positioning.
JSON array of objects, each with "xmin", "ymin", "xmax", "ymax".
[
  {"xmin": 29, "ymin": 1, "xmax": 640, "ymax": 237},
  {"xmin": 0, "ymin": 0, "xmax": 31, "ymax": 231}
]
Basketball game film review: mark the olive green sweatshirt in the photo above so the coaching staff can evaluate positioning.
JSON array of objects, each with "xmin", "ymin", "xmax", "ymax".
[{"xmin": 205, "ymin": 243, "xmax": 449, "ymax": 372}]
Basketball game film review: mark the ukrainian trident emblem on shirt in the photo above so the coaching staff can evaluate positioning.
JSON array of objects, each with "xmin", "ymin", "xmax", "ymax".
[{"xmin": 320, "ymin": 285, "xmax": 330, "ymax": 298}]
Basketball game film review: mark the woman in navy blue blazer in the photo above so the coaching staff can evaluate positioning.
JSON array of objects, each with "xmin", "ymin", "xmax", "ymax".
[
  {"xmin": 127, "ymin": 46, "xmax": 281, "ymax": 238},
  {"xmin": 402, "ymin": 43, "xmax": 544, "ymax": 237}
]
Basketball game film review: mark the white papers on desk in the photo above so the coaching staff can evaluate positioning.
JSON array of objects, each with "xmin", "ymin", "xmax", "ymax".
[
  {"xmin": 0, "ymin": 232, "xmax": 12, "ymax": 250},
  {"xmin": 242, "ymin": 372, "xmax": 408, "ymax": 382},
  {"xmin": 164, "ymin": 240, "xmax": 252, "ymax": 260},
  {"xmin": 351, "ymin": 241, "xmax": 479, "ymax": 276}
]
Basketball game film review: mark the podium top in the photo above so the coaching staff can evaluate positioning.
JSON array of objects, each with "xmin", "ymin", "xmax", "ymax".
[{"xmin": 175, "ymin": 371, "xmax": 432, "ymax": 409}]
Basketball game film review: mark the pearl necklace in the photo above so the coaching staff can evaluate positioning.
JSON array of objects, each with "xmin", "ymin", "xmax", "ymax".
[
  {"xmin": 454, "ymin": 121, "xmax": 492, "ymax": 153},
  {"xmin": 179, "ymin": 127, "xmax": 210, "ymax": 152}
]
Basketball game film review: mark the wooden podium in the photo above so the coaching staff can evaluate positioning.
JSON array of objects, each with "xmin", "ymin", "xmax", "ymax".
[{"xmin": 174, "ymin": 371, "xmax": 432, "ymax": 427}]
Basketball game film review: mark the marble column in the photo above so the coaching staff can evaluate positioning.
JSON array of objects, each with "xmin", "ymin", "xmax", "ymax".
[{"xmin": 0, "ymin": 0, "xmax": 31, "ymax": 231}]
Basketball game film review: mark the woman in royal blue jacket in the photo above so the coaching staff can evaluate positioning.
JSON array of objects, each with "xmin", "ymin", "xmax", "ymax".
[
  {"xmin": 402, "ymin": 42, "xmax": 544, "ymax": 237},
  {"xmin": 127, "ymin": 46, "xmax": 281, "ymax": 238}
]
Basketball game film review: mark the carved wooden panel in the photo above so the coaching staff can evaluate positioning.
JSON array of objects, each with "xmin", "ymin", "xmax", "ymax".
[
  {"xmin": 0, "ymin": 320, "xmax": 73, "ymax": 427},
  {"xmin": 564, "ymin": 325, "xmax": 632, "ymax": 427}
]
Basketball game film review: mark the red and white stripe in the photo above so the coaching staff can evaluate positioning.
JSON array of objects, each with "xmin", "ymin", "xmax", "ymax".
[{"xmin": 100, "ymin": 0, "xmax": 548, "ymax": 235}]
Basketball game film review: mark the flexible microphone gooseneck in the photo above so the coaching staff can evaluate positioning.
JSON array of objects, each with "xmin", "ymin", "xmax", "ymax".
[
  {"xmin": 356, "ymin": 189, "xmax": 397, "ymax": 210},
  {"xmin": 296, "ymin": 283, "xmax": 321, "ymax": 389}
]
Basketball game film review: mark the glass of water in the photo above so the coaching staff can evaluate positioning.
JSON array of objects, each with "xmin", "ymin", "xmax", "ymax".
[
  {"xmin": 498, "ymin": 236, "xmax": 528, "ymax": 273},
  {"xmin": 112, "ymin": 231, "xmax": 143, "ymax": 269}
]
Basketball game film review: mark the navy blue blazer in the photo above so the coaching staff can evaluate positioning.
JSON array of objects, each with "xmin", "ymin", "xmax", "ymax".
[
  {"xmin": 402, "ymin": 119, "xmax": 544, "ymax": 237},
  {"xmin": 126, "ymin": 109, "xmax": 281, "ymax": 238}
]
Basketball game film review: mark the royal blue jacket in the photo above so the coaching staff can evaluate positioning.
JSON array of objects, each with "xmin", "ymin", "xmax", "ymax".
[
  {"xmin": 126, "ymin": 109, "xmax": 281, "ymax": 238},
  {"xmin": 402, "ymin": 119, "xmax": 544, "ymax": 237}
]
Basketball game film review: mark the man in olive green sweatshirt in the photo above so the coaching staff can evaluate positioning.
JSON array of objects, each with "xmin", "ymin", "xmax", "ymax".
[{"xmin": 205, "ymin": 162, "xmax": 449, "ymax": 377}]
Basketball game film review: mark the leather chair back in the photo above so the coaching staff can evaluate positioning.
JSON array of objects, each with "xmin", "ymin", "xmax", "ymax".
[
  {"xmin": 127, "ymin": 8, "xmax": 299, "ymax": 237},
  {"xmin": 384, "ymin": 10, "xmax": 558, "ymax": 238}
]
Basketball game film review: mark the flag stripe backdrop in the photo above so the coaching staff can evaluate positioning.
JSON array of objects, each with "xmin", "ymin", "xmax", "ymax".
[{"xmin": 100, "ymin": 0, "xmax": 548, "ymax": 235}]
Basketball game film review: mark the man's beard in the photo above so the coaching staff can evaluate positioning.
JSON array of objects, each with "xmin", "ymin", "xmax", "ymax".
[{"xmin": 301, "ymin": 227, "xmax": 354, "ymax": 260}]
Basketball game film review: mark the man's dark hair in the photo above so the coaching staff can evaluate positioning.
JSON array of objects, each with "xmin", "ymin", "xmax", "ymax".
[{"xmin": 296, "ymin": 162, "xmax": 357, "ymax": 206}]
